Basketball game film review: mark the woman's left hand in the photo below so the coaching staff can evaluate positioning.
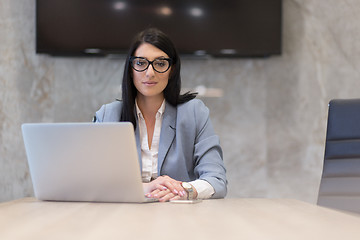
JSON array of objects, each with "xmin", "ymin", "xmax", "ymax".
[
  {"xmin": 148, "ymin": 188, "xmax": 186, "ymax": 202},
  {"xmin": 144, "ymin": 175, "xmax": 187, "ymax": 202}
]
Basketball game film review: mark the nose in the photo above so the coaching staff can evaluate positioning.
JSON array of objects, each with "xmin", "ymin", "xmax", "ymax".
[{"xmin": 145, "ymin": 63, "xmax": 156, "ymax": 77}]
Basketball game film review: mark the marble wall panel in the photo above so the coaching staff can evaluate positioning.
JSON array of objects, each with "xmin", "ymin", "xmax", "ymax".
[{"xmin": 2, "ymin": 0, "xmax": 360, "ymax": 203}]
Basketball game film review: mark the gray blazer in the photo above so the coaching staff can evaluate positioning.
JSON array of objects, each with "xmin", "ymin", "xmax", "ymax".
[{"xmin": 95, "ymin": 99, "xmax": 227, "ymax": 198}]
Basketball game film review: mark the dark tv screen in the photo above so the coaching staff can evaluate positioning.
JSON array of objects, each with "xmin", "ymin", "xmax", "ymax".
[{"xmin": 36, "ymin": 0, "xmax": 282, "ymax": 58}]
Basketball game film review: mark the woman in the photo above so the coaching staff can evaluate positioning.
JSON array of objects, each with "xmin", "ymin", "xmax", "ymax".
[{"xmin": 95, "ymin": 28, "xmax": 227, "ymax": 202}]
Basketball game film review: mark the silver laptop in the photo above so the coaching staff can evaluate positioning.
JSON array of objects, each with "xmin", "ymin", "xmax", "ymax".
[{"xmin": 22, "ymin": 122, "xmax": 157, "ymax": 203}]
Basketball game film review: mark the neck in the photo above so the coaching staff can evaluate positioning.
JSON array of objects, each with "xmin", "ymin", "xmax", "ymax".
[{"xmin": 136, "ymin": 95, "xmax": 164, "ymax": 116}]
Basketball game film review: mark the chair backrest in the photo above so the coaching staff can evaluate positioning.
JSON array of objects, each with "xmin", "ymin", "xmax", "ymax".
[{"xmin": 318, "ymin": 99, "xmax": 360, "ymax": 214}]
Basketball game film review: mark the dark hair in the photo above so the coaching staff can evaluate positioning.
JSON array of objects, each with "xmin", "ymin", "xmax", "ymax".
[{"xmin": 120, "ymin": 28, "xmax": 197, "ymax": 127}]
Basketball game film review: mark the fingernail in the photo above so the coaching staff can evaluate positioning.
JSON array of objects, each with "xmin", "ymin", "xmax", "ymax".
[{"xmin": 174, "ymin": 189, "xmax": 178, "ymax": 194}]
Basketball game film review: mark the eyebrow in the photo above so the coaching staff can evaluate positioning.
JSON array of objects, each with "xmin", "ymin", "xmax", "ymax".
[{"xmin": 134, "ymin": 56, "xmax": 169, "ymax": 60}]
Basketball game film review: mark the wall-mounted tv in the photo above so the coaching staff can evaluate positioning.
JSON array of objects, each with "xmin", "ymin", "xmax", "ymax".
[{"xmin": 36, "ymin": 0, "xmax": 282, "ymax": 58}]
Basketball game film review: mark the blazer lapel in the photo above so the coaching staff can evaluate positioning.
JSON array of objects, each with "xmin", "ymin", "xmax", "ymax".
[{"xmin": 158, "ymin": 102, "xmax": 176, "ymax": 174}]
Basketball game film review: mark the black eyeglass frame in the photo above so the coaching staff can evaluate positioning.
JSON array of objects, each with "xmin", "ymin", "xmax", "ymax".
[{"xmin": 129, "ymin": 56, "xmax": 173, "ymax": 73}]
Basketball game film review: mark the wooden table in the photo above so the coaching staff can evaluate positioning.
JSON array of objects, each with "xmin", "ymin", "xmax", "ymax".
[{"xmin": 1, "ymin": 198, "xmax": 360, "ymax": 239}]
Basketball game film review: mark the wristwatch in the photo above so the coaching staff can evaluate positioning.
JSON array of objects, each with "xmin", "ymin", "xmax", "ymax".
[{"xmin": 181, "ymin": 182, "xmax": 195, "ymax": 200}]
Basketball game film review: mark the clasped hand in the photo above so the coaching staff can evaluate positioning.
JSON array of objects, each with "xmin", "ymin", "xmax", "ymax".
[{"xmin": 143, "ymin": 175, "xmax": 187, "ymax": 202}]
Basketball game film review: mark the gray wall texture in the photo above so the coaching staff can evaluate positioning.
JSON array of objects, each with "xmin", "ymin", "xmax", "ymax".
[{"xmin": 1, "ymin": 0, "xmax": 360, "ymax": 203}]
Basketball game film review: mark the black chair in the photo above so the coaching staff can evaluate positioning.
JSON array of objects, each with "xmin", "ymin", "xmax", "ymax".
[{"xmin": 318, "ymin": 99, "xmax": 360, "ymax": 213}]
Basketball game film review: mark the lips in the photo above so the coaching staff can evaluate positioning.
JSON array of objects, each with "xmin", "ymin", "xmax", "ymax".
[{"xmin": 143, "ymin": 81, "xmax": 157, "ymax": 86}]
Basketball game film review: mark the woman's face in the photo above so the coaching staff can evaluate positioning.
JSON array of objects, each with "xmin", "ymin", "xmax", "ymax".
[{"xmin": 132, "ymin": 43, "xmax": 171, "ymax": 101}]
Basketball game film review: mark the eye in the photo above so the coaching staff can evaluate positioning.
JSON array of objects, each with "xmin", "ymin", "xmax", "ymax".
[
  {"xmin": 135, "ymin": 59, "xmax": 147, "ymax": 66},
  {"xmin": 154, "ymin": 60, "xmax": 167, "ymax": 67}
]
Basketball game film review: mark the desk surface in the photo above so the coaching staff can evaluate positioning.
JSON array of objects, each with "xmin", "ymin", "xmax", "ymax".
[{"xmin": 1, "ymin": 198, "xmax": 360, "ymax": 240}]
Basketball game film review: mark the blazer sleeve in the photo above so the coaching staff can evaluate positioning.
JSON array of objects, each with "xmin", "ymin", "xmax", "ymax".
[
  {"xmin": 94, "ymin": 101, "xmax": 122, "ymax": 122},
  {"xmin": 189, "ymin": 100, "xmax": 228, "ymax": 198}
]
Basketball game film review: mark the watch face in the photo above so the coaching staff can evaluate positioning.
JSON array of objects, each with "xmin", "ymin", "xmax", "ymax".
[{"xmin": 182, "ymin": 182, "xmax": 191, "ymax": 189}]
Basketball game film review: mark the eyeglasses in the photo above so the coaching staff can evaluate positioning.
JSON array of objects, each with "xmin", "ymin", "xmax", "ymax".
[{"xmin": 130, "ymin": 57, "xmax": 172, "ymax": 73}]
